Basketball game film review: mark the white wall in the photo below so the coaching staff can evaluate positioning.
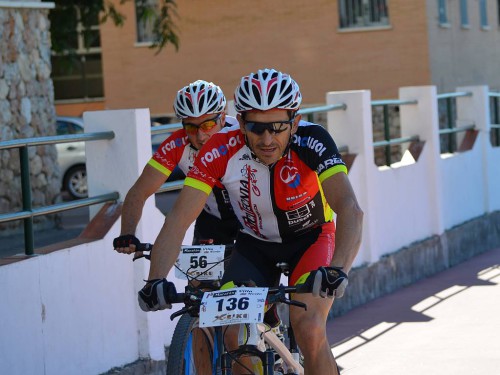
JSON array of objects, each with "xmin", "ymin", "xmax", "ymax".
[
  {"xmin": 1, "ymin": 87, "xmax": 499, "ymax": 374},
  {"xmin": 0, "ymin": 109, "xmax": 194, "ymax": 374}
]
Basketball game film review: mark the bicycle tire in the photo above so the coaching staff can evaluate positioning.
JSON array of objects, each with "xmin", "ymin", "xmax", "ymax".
[{"xmin": 166, "ymin": 314, "xmax": 215, "ymax": 375}]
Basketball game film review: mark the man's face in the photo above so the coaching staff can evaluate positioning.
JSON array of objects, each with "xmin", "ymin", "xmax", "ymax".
[
  {"xmin": 183, "ymin": 112, "xmax": 225, "ymax": 150},
  {"xmin": 239, "ymin": 109, "xmax": 300, "ymax": 166}
]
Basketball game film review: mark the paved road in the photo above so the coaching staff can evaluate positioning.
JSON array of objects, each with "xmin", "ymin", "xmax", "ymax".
[
  {"xmin": 0, "ymin": 191, "xmax": 179, "ymax": 258},
  {"xmin": 328, "ymin": 247, "xmax": 500, "ymax": 375}
]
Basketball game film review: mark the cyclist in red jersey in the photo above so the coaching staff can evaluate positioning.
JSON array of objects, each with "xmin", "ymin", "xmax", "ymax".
[
  {"xmin": 138, "ymin": 69, "xmax": 363, "ymax": 375},
  {"xmin": 113, "ymin": 80, "xmax": 239, "ymax": 252}
]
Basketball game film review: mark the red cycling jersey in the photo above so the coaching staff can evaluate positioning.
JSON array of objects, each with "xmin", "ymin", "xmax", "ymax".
[
  {"xmin": 185, "ymin": 121, "xmax": 347, "ymax": 243},
  {"xmin": 147, "ymin": 117, "xmax": 238, "ymax": 221}
]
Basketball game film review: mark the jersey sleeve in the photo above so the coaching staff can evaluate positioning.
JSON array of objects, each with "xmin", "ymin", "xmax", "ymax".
[
  {"xmin": 185, "ymin": 126, "xmax": 243, "ymax": 195},
  {"xmin": 292, "ymin": 122, "xmax": 347, "ymax": 182},
  {"xmin": 147, "ymin": 129, "xmax": 188, "ymax": 177}
]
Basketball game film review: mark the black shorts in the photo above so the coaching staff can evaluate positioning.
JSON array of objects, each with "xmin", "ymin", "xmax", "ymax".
[
  {"xmin": 192, "ymin": 209, "xmax": 240, "ymax": 246},
  {"xmin": 221, "ymin": 222, "xmax": 335, "ymax": 287}
]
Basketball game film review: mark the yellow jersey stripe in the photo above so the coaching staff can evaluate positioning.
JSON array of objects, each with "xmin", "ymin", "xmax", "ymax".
[
  {"xmin": 147, "ymin": 159, "xmax": 172, "ymax": 177},
  {"xmin": 319, "ymin": 164, "xmax": 347, "ymax": 183},
  {"xmin": 184, "ymin": 177, "xmax": 212, "ymax": 195}
]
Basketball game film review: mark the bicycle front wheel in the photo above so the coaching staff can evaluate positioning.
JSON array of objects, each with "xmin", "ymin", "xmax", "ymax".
[{"xmin": 166, "ymin": 314, "xmax": 215, "ymax": 375}]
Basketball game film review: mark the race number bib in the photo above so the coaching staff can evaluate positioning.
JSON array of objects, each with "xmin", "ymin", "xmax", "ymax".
[
  {"xmin": 175, "ymin": 245, "xmax": 225, "ymax": 281},
  {"xmin": 199, "ymin": 287, "xmax": 268, "ymax": 327}
]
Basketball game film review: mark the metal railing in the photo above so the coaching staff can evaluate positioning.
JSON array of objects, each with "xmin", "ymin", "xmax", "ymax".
[
  {"xmin": 0, "ymin": 131, "xmax": 118, "ymax": 256},
  {"xmin": 371, "ymin": 99, "xmax": 419, "ymax": 166},
  {"xmin": 437, "ymin": 92, "xmax": 474, "ymax": 153},
  {"xmin": 2, "ymin": 104, "xmax": 352, "ymax": 257},
  {"xmin": 489, "ymin": 92, "xmax": 500, "ymax": 147}
]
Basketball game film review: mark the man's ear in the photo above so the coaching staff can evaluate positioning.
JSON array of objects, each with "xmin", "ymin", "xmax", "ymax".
[
  {"xmin": 291, "ymin": 113, "xmax": 301, "ymax": 134},
  {"xmin": 220, "ymin": 112, "xmax": 226, "ymax": 124}
]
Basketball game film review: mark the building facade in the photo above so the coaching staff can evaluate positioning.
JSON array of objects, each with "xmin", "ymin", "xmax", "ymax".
[{"xmin": 54, "ymin": 0, "xmax": 500, "ymax": 117}]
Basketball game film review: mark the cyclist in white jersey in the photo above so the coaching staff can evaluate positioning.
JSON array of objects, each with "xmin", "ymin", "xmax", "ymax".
[
  {"xmin": 113, "ymin": 80, "xmax": 239, "ymax": 252},
  {"xmin": 138, "ymin": 69, "xmax": 364, "ymax": 375}
]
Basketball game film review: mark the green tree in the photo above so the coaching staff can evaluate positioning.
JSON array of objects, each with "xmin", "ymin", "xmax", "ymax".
[{"xmin": 44, "ymin": 0, "xmax": 179, "ymax": 54}]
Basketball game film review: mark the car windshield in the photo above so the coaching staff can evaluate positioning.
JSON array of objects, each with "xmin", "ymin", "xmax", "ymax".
[{"xmin": 56, "ymin": 120, "xmax": 84, "ymax": 135}]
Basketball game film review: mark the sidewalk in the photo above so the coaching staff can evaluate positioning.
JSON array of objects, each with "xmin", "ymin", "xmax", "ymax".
[{"xmin": 327, "ymin": 247, "xmax": 500, "ymax": 375}]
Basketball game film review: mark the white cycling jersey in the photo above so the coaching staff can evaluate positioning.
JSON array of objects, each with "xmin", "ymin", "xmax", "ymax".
[{"xmin": 185, "ymin": 121, "xmax": 347, "ymax": 243}]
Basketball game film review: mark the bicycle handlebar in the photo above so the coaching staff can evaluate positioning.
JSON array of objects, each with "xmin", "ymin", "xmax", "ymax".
[
  {"xmin": 132, "ymin": 242, "xmax": 309, "ymax": 318},
  {"xmin": 169, "ymin": 283, "xmax": 308, "ymax": 321}
]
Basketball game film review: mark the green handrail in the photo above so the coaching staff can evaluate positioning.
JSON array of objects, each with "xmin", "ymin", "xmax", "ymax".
[
  {"xmin": 436, "ymin": 91, "xmax": 473, "ymax": 154},
  {"xmin": 298, "ymin": 103, "xmax": 347, "ymax": 115},
  {"xmin": 0, "ymin": 192, "xmax": 119, "ymax": 223},
  {"xmin": 373, "ymin": 135, "xmax": 420, "ymax": 148},
  {"xmin": 438, "ymin": 124, "xmax": 475, "ymax": 135},
  {"xmin": 490, "ymin": 94, "xmax": 500, "ymax": 147},
  {"xmin": 436, "ymin": 92, "xmax": 472, "ymax": 100},
  {"xmin": 371, "ymin": 98, "xmax": 419, "ymax": 166},
  {"xmin": 371, "ymin": 99, "xmax": 418, "ymax": 106},
  {"xmin": 0, "ymin": 131, "xmax": 115, "ymax": 150},
  {"xmin": 0, "ymin": 131, "xmax": 118, "ymax": 256},
  {"xmin": 151, "ymin": 123, "xmax": 182, "ymax": 135},
  {"xmin": 157, "ymin": 180, "xmax": 184, "ymax": 194}
]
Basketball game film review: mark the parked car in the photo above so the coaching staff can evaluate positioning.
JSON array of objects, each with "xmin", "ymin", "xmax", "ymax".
[
  {"xmin": 55, "ymin": 115, "xmax": 184, "ymax": 199},
  {"xmin": 55, "ymin": 116, "xmax": 87, "ymax": 199}
]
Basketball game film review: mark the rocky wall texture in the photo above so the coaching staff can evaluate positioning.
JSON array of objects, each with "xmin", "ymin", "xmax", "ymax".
[{"xmin": 0, "ymin": 5, "xmax": 60, "ymax": 233}]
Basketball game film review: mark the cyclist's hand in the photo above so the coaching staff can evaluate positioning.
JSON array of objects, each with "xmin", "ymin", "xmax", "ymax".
[
  {"xmin": 138, "ymin": 279, "xmax": 177, "ymax": 312},
  {"xmin": 113, "ymin": 234, "xmax": 140, "ymax": 254},
  {"xmin": 308, "ymin": 266, "xmax": 348, "ymax": 299}
]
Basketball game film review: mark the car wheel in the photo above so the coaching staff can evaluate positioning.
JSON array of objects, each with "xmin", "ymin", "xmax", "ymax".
[{"xmin": 63, "ymin": 165, "xmax": 88, "ymax": 199}]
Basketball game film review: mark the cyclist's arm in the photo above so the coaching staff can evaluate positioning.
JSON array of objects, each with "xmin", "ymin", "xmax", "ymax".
[
  {"xmin": 118, "ymin": 165, "xmax": 169, "ymax": 251},
  {"xmin": 148, "ymin": 184, "xmax": 211, "ymax": 279},
  {"xmin": 321, "ymin": 172, "xmax": 363, "ymax": 273}
]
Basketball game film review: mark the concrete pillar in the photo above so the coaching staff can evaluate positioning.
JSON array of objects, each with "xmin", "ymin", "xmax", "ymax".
[
  {"xmin": 456, "ymin": 85, "xmax": 496, "ymax": 212},
  {"xmin": 399, "ymin": 86, "xmax": 444, "ymax": 235},
  {"xmin": 83, "ymin": 109, "xmax": 168, "ymax": 360},
  {"xmin": 326, "ymin": 90, "xmax": 376, "ymax": 266}
]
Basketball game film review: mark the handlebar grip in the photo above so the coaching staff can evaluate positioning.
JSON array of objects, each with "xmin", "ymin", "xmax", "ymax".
[
  {"xmin": 132, "ymin": 243, "xmax": 153, "ymax": 262},
  {"xmin": 172, "ymin": 292, "xmax": 186, "ymax": 304},
  {"xmin": 137, "ymin": 243, "xmax": 153, "ymax": 252}
]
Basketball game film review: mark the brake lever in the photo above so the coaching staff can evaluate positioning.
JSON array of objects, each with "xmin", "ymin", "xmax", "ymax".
[
  {"xmin": 170, "ymin": 307, "xmax": 190, "ymax": 321},
  {"xmin": 286, "ymin": 300, "xmax": 307, "ymax": 311},
  {"xmin": 132, "ymin": 243, "xmax": 153, "ymax": 261},
  {"xmin": 132, "ymin": 252, "xmax": 151, "ymax": 261}
]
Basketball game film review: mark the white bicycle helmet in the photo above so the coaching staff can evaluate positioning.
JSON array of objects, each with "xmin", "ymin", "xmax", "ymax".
[
  {"xmin": 234, "ymin": 68, "xmax": 302, "ymax": 112},
  {"xmin": 174, "ymin": 80, "xmax": 226, "ymax": 119}
]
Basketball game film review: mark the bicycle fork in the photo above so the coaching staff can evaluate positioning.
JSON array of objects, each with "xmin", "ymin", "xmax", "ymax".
[
  {"xmin": 220, "ymin": 347, "xmax": 275, "ymax": 375},
  {"xmin": 220, "ymin": 323, "xmax": 275, "ymax": 375}
]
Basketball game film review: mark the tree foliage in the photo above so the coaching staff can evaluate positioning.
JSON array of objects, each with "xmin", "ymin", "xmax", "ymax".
[{"xmin": 44, "ymin": 0, "xmax": 179, "ymax": 54}]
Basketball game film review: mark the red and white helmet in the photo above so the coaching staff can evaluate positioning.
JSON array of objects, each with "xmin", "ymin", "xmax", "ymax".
[
  {"xmin": 234, "ymin": 68, "xmax": 302, "ymax": 113},
  {"xmin": 174, "ymin": 80, "xmax": 226, "ymax": 119}
]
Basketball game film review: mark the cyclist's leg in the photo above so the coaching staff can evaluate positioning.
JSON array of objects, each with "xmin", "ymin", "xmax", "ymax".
[
  {"xmin": 289, "ymin": 222, "xmax": 340, "ymax": 375},
  {"xmin": 221, "ymin": 238, "xmax": 281, "ymax": 374}
]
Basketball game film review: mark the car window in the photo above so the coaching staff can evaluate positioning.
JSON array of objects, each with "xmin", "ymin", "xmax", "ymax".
[
  {"xmin": 56, "ymin": 121, "xmax": 70, "ymax": 135},
  {"xmin": 57, "ymin": 120, "xmax": 84, "ymax": 135},
  {"xmin": 70, "ymin": 123, "xmax": 84, "ymax": 134}
]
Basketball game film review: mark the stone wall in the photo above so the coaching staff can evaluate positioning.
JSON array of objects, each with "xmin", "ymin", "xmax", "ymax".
[{"xmin": 0, "ymin": 4, "xmax": 60, "ymax": 233}]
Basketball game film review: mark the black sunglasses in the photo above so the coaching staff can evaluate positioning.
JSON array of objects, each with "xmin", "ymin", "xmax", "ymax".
[{"xmin": 243, "ymin": 118, "xmax": 295, "ymax": 135}]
